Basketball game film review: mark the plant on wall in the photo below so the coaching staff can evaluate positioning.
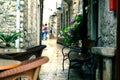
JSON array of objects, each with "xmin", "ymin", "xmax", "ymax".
[{"xmin": 58, "ymin": 13, "xmax": 83, "ymax": 46}]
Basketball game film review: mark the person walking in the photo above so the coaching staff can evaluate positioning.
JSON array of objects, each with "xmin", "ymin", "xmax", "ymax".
[
  {"xmin": 50, "ymin": 25, "xmax": 55, "ymax": 39},
  {"xmin": 41, "ymin": 24, "xmax": 45, "ymax": 40},
  {"xmin": 44, "ymin": 24, "xmax": 48, "ymax": 40}
]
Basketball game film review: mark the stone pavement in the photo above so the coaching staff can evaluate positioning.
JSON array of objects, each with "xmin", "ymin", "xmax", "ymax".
[{"xmin": 39, "ymin": 39, "xmax": 92, "ymax": 80}]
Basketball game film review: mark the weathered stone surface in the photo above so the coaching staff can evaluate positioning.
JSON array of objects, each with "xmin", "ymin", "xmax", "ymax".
[
  {"xmin": 91, "ymin": 47, "xmax": 116, "ymax": 80},
  {"xmin": 0, "ymin": 0, "xmax": 41, "ymax": 48},
  {"xmin": 91, "ymin": 47, "xmax": 116, "ymax": 57},
  {"xmin": 99, "ymin": 0, "xmax": 117, "ymax": 47}
]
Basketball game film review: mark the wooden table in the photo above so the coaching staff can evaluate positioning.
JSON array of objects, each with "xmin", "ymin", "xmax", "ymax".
[
  {"xmin": 0, "ymin": 48, "xmax": 26, "ymax": 55},
  {"xmin": 0, "ymin": 59, "xmax": 21, "ymax": 70},
  {"xmin": 0, "ymin": 48, "xmax": 25, "ymax": 71}
]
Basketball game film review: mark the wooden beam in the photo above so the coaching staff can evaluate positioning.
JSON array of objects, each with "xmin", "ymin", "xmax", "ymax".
[{"xmin": 116, "ymin": 0, "xmax": 120, "ymax": 80}]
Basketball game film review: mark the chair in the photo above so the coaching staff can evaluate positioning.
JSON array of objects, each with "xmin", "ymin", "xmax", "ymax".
[
  {"xmin": 61, "ymin": 38, "xmax": 96, "ymax": 71},
  {"xmin": 61, "ymin": 46, "xmax": 71, "ymax": 71},
  {"xmin": 67, "ymin": 38, "xmax": 97, "ymax": 80},
  {"xmin": 13, "ymin": 45, "xmax": 46, "ymax": 61},
  {"xmin": 0, "ymin": 56, "xmax": 49, "ymax": 80},
  {"xmin": 62, "ymin": 46, "xmax": 82, "ymax": 71},
  {"xmin": 0, "ymin": 45, "xmax": 46, "ymax": 61},
  {"xmin": 0, "ymin": 54, "xmax": 13, "ymax": 59}
]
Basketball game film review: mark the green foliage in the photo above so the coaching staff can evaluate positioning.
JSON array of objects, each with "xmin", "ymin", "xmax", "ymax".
[
  {"xmin": 0, "ymin": 2, "xmax": 5, "ymax": 5},
  {"xmin": 58, "ymin": 14, "xmax": 83, "ymax": 46},
  {"xmin": 0, "ymin": 32, "xmax": 21, "ymax": 46}
]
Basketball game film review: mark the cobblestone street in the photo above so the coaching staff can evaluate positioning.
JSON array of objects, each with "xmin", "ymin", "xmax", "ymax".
[
  {"xmin": 39, "ymin": 39, "xmax": 92, "ymax": 80},
  {"xmin": 40, "ymin": 39, "xmax": 69, "ymax": 80}
]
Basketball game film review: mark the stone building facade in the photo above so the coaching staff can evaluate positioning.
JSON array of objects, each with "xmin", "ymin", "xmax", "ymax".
[
  {"xmin": 87, "ymin": 0, "xmax": 117, "ymax": 80},
  {"xmin": 0, "ymin": 0, "xmax": 43, "ymax": 48},
  {"xmin": 56, "ymin": 0, "xmax": 83, "ymax": 43},
  {"xmin": 57, "ymin": 0, "xmax": 117, "ymax": 47},
  {"xmin": 56, "ymin": 0, "xmax": 117, "ymax": 80},
  {"xmin": 57, "ymin": 0, "xmax": 83, "ymax": 29},
  {"xmin": 98, "ymin": 0, "xmax": 117, "ymax": 47},
  {"xmin": 87, "ymin": 0, "xmax": 117, "ymax": 47}
]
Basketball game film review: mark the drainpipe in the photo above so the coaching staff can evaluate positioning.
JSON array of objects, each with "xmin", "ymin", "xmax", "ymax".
[
  {"xmin": 15, "ymin": 0, "xmax": 20, "ymax": 48},
  {"xmin": 39, "ymin": 0, "xmax": 44, "ymax": 45}
]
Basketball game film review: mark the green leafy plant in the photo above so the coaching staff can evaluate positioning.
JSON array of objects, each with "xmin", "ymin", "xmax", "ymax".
[
  {"xmin": 58, "ymin": 14, "xmax": 83, "ymax": 46},
  {"xmin": 0, "ymin": 32, "xmax": 21, "ymax": 47}
]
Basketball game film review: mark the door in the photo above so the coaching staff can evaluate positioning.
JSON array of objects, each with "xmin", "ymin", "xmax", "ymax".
[{"xmin": 91, "ymin": 0, "xmax": 98, "ymax": 40}]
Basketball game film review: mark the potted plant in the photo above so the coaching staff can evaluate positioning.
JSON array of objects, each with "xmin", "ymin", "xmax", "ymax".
[
  {"xmin": 58, "ymin": 13, "xmax": 83, "ymax": 46},
  {"xmin": 0, "ymin": 32, "xmax": 21, "ymax": 48}
]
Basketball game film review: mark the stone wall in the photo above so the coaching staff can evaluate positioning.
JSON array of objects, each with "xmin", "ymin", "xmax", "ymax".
[
  {"xmin": 87, "ymin": 0, "xmax": 117, "ymax": 47},
  {"xmin": 0, "ymin": 0, "xmax": 22, "ymax": 47},
  {"xmin": 0, "ymin": 0, "xmax": 16, "ymax": 31},
  {"xmin": 92, "ymin": 1, "xmax": 117, "ymax": 78},
  {"xmin": 0, "ymin": 0, "xmax": 41, "ymax": 48},
  {"xmin": 23, "ymin": 0, "xmax": 39, "ymax": 48},
  {"xmin": 99, "ymin": 0, "xmax": 117, "ymax": 47}
]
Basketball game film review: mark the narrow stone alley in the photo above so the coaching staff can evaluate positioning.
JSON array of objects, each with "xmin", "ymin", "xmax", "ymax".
[
  {"xmin": 39, "ymin": 39, "xmax": 92, "ymax": 80},
  {"xmin": 40, "ymin": 39, "xmax": 69, "ymax": 80}
]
